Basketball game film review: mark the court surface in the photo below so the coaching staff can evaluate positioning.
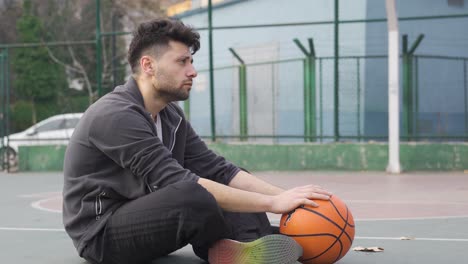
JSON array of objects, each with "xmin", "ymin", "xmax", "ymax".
[{"xmin": 1, "ymin": 170, "xmax": 467, "ymax": 264}]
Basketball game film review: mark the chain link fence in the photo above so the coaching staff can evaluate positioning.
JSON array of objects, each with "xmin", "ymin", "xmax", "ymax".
[{"xmin": 1, "ymin": 0, "xmax": 467, "ymax": 171}]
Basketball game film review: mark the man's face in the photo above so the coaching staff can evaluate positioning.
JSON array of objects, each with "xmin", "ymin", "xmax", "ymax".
[{"xmin": 151, "ymin": 41, "xmax": 197, "ymax": 102}]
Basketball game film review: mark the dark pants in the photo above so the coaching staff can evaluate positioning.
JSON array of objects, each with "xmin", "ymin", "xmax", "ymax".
[{"xmin": 97, "ymin": 181, "xmax": 272, "ymax": 264}]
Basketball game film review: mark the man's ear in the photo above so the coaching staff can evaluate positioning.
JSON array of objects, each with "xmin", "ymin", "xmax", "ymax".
[{"xmin": 140, "ymin": 56, "xmax": 154, "ymax": 75}]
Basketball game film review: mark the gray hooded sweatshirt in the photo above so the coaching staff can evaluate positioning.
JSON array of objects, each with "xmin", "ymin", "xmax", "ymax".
[{"xmin": 63, "ymin": 78, "xmax": 240, "ymax": 261}]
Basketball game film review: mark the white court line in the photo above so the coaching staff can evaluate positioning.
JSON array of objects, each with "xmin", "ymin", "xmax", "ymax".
[
  {"xmin": 354, "ymin": 215, "xmax": 468, "ymax": 221},
  {"xmin": 0, "ymin": 227, "xmax": 64, "ymax": 232},
  {"xmin": 355, "ymin": 236, "xmax": 468, "ymax": 242},
  {"xmin": 270, "ymin": 215, "xmax": 468, "ymax": 224},
  {"xmin": 348, "ymin": 200, "xmax": 468, "ymax": 205},
  {"xmin": 31, "ymin": 197, "xmax": 62, "ymax": 214},
  {"xmin": 18, "ymin": 192, "xmax": 61, "ymax": 198}
]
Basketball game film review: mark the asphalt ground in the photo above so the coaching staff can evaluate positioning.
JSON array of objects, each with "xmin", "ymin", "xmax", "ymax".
[{"xmin": 1, "ymin": 171, "xmax": 467, "ymax": 264}]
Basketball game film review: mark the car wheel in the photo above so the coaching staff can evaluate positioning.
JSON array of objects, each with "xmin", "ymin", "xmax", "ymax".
[{"xmin": 0, "ymin": 147, "xmax": 17, "ymax": 170}]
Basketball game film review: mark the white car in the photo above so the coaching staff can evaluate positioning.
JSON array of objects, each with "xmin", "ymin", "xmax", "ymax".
[{"xmin": 1, "ymin": 113, "xmax": 83, "ymax": 169}]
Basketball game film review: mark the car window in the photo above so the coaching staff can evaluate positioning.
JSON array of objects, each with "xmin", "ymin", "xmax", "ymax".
[
  {"xmin": 35, "ymin": 119, "xmax": 65, "ymax": 133},
  {"xmin": 64, "ymin": 118, "xmax": 80, "ymax": 129}
]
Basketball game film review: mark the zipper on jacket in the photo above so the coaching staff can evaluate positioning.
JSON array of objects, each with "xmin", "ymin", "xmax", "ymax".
[
  {"xmin": 95, "ymin": 191, "xmax": 105, "ymax": 220},
  {"xmin": 145, "ymin": 179, "xmax": 154, "ymax": 193},
  {"xmin": 169, "ymin": 117, "xmax": 182, "ymax": 152}
]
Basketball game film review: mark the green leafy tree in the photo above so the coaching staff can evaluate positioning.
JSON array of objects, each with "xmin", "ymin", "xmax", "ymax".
[{"xmin": 12, "ymin": 0, "xmax": 67, "ymax": 124}]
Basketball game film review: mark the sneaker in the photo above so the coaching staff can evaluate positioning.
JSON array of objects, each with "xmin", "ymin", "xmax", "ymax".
[{"xmin": 208, "ymin": 234, "xmax": 303, "ymax": 264}]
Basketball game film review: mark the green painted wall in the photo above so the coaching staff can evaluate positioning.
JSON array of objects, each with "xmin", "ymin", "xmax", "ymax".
[
  {"xmin": 18, "ymin": 143, "xmax": 468, "ymax": 172},
  {"xmin": 209, "ymin": 143, "xmax": 468, "ymax": 171},
  {"xmin": 19, "ymin": 145, "xmax": 67, "ymax": 171}
]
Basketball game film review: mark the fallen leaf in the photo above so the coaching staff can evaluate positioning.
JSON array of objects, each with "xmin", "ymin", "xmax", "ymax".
[{"xmin": 353, "ymin": 246, "xmax": 384, "ymax": 252}]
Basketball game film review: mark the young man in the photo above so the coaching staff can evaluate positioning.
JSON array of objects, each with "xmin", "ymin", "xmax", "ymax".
[{"xmin": 63, "ymin": 18, "xmax": 332, "ymax": 264}]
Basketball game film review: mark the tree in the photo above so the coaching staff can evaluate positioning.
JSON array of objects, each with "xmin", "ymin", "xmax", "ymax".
[
  {"xmin": 37, "ymin": 0, "xmax": 157, "ymax": 104},
  {"xmin": 12, "ymin": 0, "xmax": 67, "ymax": 124}
]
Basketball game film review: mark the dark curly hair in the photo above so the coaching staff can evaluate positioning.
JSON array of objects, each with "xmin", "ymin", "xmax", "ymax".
[{"xmin": 128, "ymin": 18, "xmax": 200, "ymax": 73}]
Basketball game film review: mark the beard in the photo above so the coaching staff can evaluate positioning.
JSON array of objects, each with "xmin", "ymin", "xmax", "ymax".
[
  {"xmin": 158, "ymin": 85, "xmax": 189, "ymax": 102},
  {"xmin": 154, "ymin": 69, "xmax": 190, "ymax": 102}
]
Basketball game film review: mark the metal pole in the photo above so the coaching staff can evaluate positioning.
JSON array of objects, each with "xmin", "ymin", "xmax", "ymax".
[
  {"xmin": 111, "ymin": 13, "xmax": 117, "ymax": 89},
  {"xmin": 414, "ymin": 56, "xmax": 419, "ymax": 139},
  {"xmin": 293, "ymin": 38, "xmax": 316, "ymax": 142},
  {"xmin": 357, "ymin": 58, "xmax": 361, "ymax": 140},
  {"xmin": 319, "ymin": 58, "xmax": 323, "ymax": 142},
  {"xmin": 303, "ymin": 58, "xmax": 311, "ymax": 142},
  {"xmin": 407, "ymin": 56, "xmax": 413, "ymax": 140},
  {"xmin": 5, "ymin": 48, "xmax": 10, "ymax": 172},
  {"xmin": 0, "ymin": 51, "xmax": 4, "ymax": 146},
  {"xmin": 0, "ymin": 51, "xmax": 4, "ymax": 170},
  {"xmin": 402, "ymin": 35, "xmax": 409, "ymax": 141},
  {"xmin": 183, "ymin": 99, "xmax": 191, "ymax": 122},
  {"xmin": 402, "ymin": 34, "xmax": 424, "ymax": 141},
  {"xmin": 334, "ymin": 0, "xmax": 340, "ymax": 142},
  {"xmin": 386, "ymin": 0, "xmax": 401, "ymax": 173},
  {"xmin": 96, "ymin": 0, "xmax": 103, "ymax": 98},
  {"xmin": 239, "ymin": 65, "xmax": 247, "ymax": 141},
  {"xmin": 310, "ymin": 56, "xmax": 316, "ymax": 142},
  {"xmin": 464, "ymin": 59, "xmax": 467, "ymax": 135},
  {"xmin": 228, "ymin": 47, "xmax": 247, "ymax": 141},
  {"xmin": 208, "ymin": 0, "xmax": 216, "ymax": 142}
]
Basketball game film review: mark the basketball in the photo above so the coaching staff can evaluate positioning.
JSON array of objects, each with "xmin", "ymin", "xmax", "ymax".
[{"xmin": 279, "ymin": 195, "xmax": 355, "ymax": 264}]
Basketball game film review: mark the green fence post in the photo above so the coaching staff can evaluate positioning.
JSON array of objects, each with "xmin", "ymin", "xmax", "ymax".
[
  {"xmin": 356, "ymin": 58, "xmax": 361, "ymax": 140},
  {"xmin": 319, "ymin": 58, "xmax": 323, "ymax": 142},
  {"xmin": 96, "ymin": 0, "xmax": 102, "ymax": 98},
  {"xmin": 308, "ymin": 39, "xmax": 316, "ymax": 142},
  {"xmin": 402, "ymin": 34, "xmax": 424, "ymax": 141},
  {"xmin": 309, "ymin": 57, "xmax": 316, "ymax": 142},
  {"xmin": 414, "ymin": 56, "xmax": 419, "ymax": 139},
  {"xmin": 402, "ymin": 35, "xmax": 410, "ymax": 141},
  {"xmin": 208, "ymin": 0, "xmax": 216, "ymax": 142},
  {"xmin": 294, "ymin": 38, "xmax": 316, "ymax": 142},
  {"xmin": 303, "ymin": 57, "xmax": 311, "ymax": 142},
  {"xmin": 183, "ymin": 99, "xmax": 190, "ymax": 122},
  {"xmin": 0, "ymin": 51, "xmax": 4, "ymax": 151},
  {"xmin": 464, "ymin": 59, "xmax": 467, "ymax": 135},
  {"xmin": 228, "ymin": 48, "xmax": 247, "ymax": 141},
  {"xmin": 5, "ymin": 48, "xmax": 10, "ymax": 172},
  {"xmin": 334, "ymin": 0, "xmax": 340, "ymax": 142},
  {"xmin": 239, "ymin": 65, "xmax": 247, "ymax": 141}
]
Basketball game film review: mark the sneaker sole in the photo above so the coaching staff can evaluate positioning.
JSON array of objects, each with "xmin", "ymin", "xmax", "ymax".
[{"xmin": 208, "ymin": 234, "xmax": 303, "ymax": 264}]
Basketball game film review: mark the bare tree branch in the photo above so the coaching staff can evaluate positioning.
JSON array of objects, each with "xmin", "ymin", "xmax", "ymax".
[{"xmin": 67, "ymin": 45, "xmax": 95, "ymax": 104}]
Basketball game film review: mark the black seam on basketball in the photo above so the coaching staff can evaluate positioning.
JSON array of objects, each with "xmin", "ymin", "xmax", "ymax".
[
  {"xmin": 298, "ymin": 205, "xmax": 352, "ymax": 260},
  {"xmin": 330, "ymin": 199, "xmax": 355, "ymax": 228},
  {"xmin": 333, "ymin": 236, "xmax": 344, "ymax": 263},
  {"xmin": 299, "ymin": 233, "xmax": 343, "ymax": 262},
  {"xmin": 284, "ymin": 230, "xmax": 343, "ymax": 262},
  {"xmin": 328, "ymin": 200, "xmax": 354, "ymax": 242},
  {"xmin": 299, "ymin": 206, "xmax": 346, "ymax": 233},
  {"xmin": 341, "ymin": 205, "xmax": 354, "ymax": 243}
]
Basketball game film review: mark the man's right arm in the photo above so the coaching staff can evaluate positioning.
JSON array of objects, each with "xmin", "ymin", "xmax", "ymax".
[{"xmin": 197, "ymin": 178, "xmax": 331, "ymax": 214}]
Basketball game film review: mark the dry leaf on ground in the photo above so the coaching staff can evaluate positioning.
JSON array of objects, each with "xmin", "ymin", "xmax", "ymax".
[{"xmin": 353, "ymin": 246, "xmax": 384, "ymax": 252}]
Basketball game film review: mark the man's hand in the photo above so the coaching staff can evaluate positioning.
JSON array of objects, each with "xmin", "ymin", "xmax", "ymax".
[
  {"xmin": 198, "ymin": 178, "xmax": 332, "ymax": 214},
  {"xmin": 268, "ymin": 185, "xmax": 332, "ymax": 214}
]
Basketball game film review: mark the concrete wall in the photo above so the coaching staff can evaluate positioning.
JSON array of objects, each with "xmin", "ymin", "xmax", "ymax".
[{"xmin": 18, "ymin": 143, "xmax": 468, "ymax": 172}]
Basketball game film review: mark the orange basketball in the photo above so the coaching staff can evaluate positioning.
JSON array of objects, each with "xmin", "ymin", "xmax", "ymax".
[{"xmin": 279, "ymin": 195, "xmax": 355, "ymax": 264}]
